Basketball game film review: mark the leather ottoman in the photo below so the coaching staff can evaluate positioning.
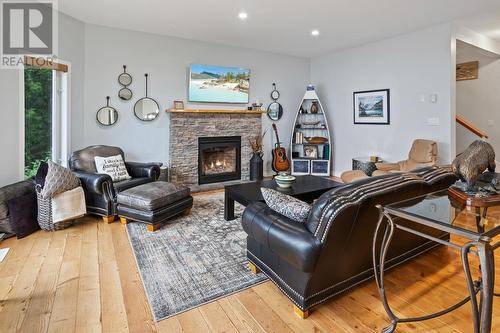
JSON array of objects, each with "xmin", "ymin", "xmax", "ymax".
[{"xmin": 116, "ymin": 181, "xmax": 193, "ymax": 231}]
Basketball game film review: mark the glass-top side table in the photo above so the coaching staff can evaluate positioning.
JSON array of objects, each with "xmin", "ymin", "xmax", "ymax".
[{"xmin": 373, "ymin": 189, "xmax": 500, "ymax": 333}]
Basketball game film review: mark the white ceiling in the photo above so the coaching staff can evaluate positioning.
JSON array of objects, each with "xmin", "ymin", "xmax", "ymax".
[{"xmin": 58, "ymin": 0, "xmax": 500, "ymax": 58}]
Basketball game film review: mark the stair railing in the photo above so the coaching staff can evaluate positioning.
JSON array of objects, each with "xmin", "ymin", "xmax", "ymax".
[{"xmin": 456, "ymin": 115, "xmax": 499, "ymax": 167}]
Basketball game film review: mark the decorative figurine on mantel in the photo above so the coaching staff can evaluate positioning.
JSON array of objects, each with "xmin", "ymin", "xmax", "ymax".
[{"xmin": 451, "ymin": 140, "xmax": 497, "ymax": 193}]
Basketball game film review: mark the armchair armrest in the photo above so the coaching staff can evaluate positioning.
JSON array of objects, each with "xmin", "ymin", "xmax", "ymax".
[
  {"xmin": 375, "ymin": 162, "xmax": 400, "ymax": 171},
  {"xmin": 125, "ymin": 162, "xmax": 161, "ymax": 180},
  {"xmin": 73, "ymin": 171, "xmax": 113, "ymax": 196},
  {"xmin": 242, "ymin": 202, "xmax": 321, "ymax": 272}
]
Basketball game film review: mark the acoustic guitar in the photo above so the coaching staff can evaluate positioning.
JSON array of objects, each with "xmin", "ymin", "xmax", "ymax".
[{"xmin": 271, "ymin": 123, "xmax": 290, "ymax": 173}]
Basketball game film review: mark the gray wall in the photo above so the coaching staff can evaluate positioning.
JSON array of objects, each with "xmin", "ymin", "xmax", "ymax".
[
  {"xmin": 0, "ymin": 11, "xmax": 84, "ymax": 187},
  {"xmin": 310, "ymin": 24, "xmax": 454, "ymax": 175},
  {"xmin": 81, "ymin": 24, "xmax": 310, "ymax": 175},
  {"xmin": 456, "ymin": 43, "xmax": 500, "ymax": 155}
]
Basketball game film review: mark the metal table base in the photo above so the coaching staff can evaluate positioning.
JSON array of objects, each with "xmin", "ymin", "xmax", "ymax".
[{"xmin": 373, "ymin": 206, "xmax": 499, "ymax": 333}]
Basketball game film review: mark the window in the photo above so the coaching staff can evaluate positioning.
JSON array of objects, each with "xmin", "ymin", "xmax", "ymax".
[{"xmin": 23, "ymin": 57, "xmax": 69, "ymax": 178}]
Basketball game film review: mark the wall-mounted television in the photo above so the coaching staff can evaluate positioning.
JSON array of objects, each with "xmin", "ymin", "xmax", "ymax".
[{"xmin": 189, "ymin": 64, "xmax": 250, "ymax": 104}]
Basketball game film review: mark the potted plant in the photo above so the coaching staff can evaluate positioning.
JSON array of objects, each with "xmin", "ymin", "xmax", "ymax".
[{"xmin": 248, "ymin": 130, "xmax": 266, "ymax": 181}]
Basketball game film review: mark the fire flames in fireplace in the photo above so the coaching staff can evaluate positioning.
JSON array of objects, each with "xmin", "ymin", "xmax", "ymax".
[
  {"xmin": 198, "ymin": 136, "xmax": 241, "ymax": 185},
  {"xmin": 202, "ymin": 149, "xmax": 236, "ymax": 175}
]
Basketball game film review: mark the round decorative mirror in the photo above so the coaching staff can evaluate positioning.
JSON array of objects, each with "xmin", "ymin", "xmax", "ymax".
[
  {"xmin": 271, "ymin": 83, "xmax": 280, "ymax": 100},
  {"xmin": 118, "ymin": 87, "xmax": 132, "ymax": 100},
  {"xmin": 267, "ymin": 83, "xmax": 283, "ymax": 121},
  {"xmin": 118, "ymin": 65, "xmax": 132, "ymax": 86},
  {"xmin": 134, "ymin": 98, "xmax": 160, "ymax": 121},
  {"xmin": 134, "ymin": 74, "xmax": 160, "ymax": 121},
  {"xmin": 267, "ymin": 102, "xmax": 283, "ymax": 121},
  {"xmin": 96, "ymin": 96, "xmax": 118, "ymax": 126}
]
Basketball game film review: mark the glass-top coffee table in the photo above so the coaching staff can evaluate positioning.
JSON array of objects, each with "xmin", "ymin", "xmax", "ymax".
[{"xmin": 373, "ymin": 189, "xmax": 500, "ymax": 333}]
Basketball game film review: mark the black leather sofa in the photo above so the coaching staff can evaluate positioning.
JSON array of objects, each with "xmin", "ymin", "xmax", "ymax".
[
  {"xmin": 69, "ymin": 145, "xmax": 160, "ymax": 221},
  {"xmin": 241, "ymin": 167, "xmax": 457, "ymax": 317}
]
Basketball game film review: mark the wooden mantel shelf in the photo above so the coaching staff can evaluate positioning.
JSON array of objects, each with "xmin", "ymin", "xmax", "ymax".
[{"xmin": 166, "ymin": 108, "xmax": 264, "ymax": 114}]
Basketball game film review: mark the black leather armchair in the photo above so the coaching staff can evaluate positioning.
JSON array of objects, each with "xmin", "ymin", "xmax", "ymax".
[
  {"xmin": 69, "ymin": 145, "xmax": 160, "ymax": 222},
  {"xmin": 242, "ymin": 167, "xmax": 457, "ymax": 318}
]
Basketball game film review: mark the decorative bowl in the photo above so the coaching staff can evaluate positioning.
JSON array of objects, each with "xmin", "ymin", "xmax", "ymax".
[
  {"xmin": 304, "ymin": 136, "xmax": 328, "ymax": 144},
  {"xmin": 301, "ymin": 120, "xmax": 320, "ymax": 126},
  {"xmin": 274, "ymin": 173, "xmax": 296, "ymax": 188}
]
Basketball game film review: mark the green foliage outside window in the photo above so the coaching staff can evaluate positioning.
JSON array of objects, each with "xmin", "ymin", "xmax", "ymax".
[{"xmin": 24, "ymin": 67, "xmax": 52, "ymax": 178}]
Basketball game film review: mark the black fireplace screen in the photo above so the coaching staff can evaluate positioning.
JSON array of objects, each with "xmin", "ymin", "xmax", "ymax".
[{"xmin": 198, "ymin": 136, "xmax": 241, "ymax": 185}]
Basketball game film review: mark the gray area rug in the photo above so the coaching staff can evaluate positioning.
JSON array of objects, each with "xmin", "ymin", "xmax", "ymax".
[{"xmin": 125, "ymin": 192, "xmax": 267, "ymax": 321}]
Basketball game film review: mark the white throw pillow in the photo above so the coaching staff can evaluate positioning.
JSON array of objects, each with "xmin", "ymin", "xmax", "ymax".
[{"xmin": 94, "ymin": 155, "xmax": 131, "ymax": 182}]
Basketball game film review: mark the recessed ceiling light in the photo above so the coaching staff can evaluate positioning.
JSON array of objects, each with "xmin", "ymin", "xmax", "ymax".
[
  {"xmin": 311, "ymin": 30, "xmax": 320, "ymax": 36},
  {"xmin": 238, "ymin": 12, "xmax": 248, "ymax": 20}
]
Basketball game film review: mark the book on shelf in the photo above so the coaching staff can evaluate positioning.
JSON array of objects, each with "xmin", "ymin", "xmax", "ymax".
[{"xmin": 294, "ymin": 131, "xmax": 304, "ymax": 144}]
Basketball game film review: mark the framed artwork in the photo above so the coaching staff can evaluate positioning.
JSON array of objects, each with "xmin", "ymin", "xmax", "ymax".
[
  {"xmin": 303, "ymin": 145, "xmax": 318, "ymax": 158},
  {"xmin": 456, "ymin": 61, "xmax": 478, "ymax": 81},
  {"xmin": 353, "ymin": 89, "xmax": 390, "ymax": 125},
  {"xmin": 291, "ymin": 159, "xmax": 310, "ymax": 176},
  {"xmin": 311, "ymin": 160, "xmax": 330, "ymax": 176},
  {"xmin": 189, "ymin": 64, "xmax": 250, "ymax": 103}
]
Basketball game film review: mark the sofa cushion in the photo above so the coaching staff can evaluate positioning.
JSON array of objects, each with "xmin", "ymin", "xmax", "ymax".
[
  {"xmin": 0, "ymin": 180, "xmax": 35, "ymax": 238},
  {"xmin": 306, "ymin": 167, "xmax": 456, "ymax": 240},
  {"xmin": 113, "ymin": 177, "xmax": 151, "ymax": 193},
  {"xmin": 408, "ymin": 139, "xmax": 437, "ymax": 163},
  {"xmin": 241, "ymin": 202, "xmax": 321, "ymax": 272},
  {"xmin": 7, "ymin": 192, "xmax": 39, "ymax": 239},
  {"xmin": 94, "ymin": 154, "xmax": 131, "ymax": 182},
  {"xmin": 69, "ymin": 145, "xmax": 125, "ymax": 173},
  {"xmin": 340, "ymin": 170, "xmax": 369, "ymax": 184},
  {"xmin": 0, "ymin": 180, "xmax": 35, "ymax": 220},
  {"xmin": 41, "ymin": 161, "xmax": 80, "ymax": 199},
  {"xmin": 261, "ymin": 188, "xmax": 311, "ymax": 223},
  {"xmin": 117, "ymin": 181, "xmax": 191, "ymax": 211}
]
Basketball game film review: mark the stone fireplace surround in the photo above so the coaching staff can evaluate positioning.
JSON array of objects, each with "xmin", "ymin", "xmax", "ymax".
[{"xmin": 169, "ymin": 111, "xmax": 262, "ymax": 191}]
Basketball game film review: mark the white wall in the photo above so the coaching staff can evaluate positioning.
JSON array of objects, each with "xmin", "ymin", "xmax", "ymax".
[
  {"xmin": 311, "ymin": 24, "xmax": 453, "ymax": 175},
  {"xmin": 82, "ymin": 24, "xmax": 310, "ymax": 174},
  {"xmin": 456, "ymin": 42, "xmax": 500, "ymax": 154},
  {"xmin": 0, "ymin": 12, "xmax": 84, "ymax": 187},
  {"xmin": 0, "ymin": 70, "xmax": 22, "ymax": 186}
]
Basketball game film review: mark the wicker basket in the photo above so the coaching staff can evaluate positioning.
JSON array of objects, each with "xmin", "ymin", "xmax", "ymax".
[{"xmin": 36, "ymin": 186, "xmax": 75, "ymax": 231}]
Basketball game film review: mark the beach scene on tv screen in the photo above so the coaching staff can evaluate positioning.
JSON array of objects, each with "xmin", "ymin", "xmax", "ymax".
[{"xmin": 189, "ymin": 64, "xmax": 250, "ymax": 103}]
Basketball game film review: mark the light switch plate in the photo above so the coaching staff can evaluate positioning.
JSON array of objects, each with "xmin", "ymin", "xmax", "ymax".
[
  {"xmin": 427, "ymin": 117, "xmax": 440, "ymax": 126},
  {"xmin": 430, "ymin": 94, "xmax": 438, "ymax": 103},
  {"xmin": 487, "ymin": 120, "xmax": 495, "ymax": 126}
]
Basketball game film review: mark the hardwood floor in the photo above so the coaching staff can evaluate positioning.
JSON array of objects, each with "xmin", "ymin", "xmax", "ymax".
[{"xmin": 0, "ymin": 205, "xmax": 499, "ymax": 332}]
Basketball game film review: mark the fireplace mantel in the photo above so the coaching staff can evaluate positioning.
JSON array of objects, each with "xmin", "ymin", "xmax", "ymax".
[{"xmin": 166, "ymin": 108, "xmax": 264, "ymax": 114}]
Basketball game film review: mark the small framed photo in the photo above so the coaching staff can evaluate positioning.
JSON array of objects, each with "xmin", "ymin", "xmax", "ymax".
[
  {"xmin": 353, "ymin": 89, "xmax": 390, "ymax": 125},
  {"xmin": 291, "ymin": 159, "xmax": 310, "ymax": 176},
  {"xmin": 173, "ymin": 100, "xmax": 184, "ymax": 110},
  {"xmin": 303, "ymin": 145, "xmax": 318, "ymax": 158}
]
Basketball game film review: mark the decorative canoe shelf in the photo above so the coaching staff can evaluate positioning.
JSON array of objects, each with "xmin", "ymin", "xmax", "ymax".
[
  {"xmin": 290, "ymin": 86, "xmax": 332, "ymax": 177},
  {"xmin": 166, "ymin": 108, "xmax": 264, "ymax": 114}
]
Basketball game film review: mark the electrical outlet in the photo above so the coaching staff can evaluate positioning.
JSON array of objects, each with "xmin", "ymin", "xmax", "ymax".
[
  {"xmin": 487, "ymin": 120, "xmax": 495, "ymax": 126},
  {"xmin": 429, "ymin": 94, "xmax": 438, "ymax": 103}
]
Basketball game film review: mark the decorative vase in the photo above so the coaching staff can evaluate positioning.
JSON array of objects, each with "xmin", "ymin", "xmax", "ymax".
[
  {"xmin": 250, "ymin": 153, "xmax": 264, "ymax": 181},
  {"xmin": 310, "ymin": 101, "xmax": 319, "ymax": 114}
]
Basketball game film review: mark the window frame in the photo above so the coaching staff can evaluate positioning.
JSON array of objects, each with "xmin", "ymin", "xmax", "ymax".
[{"xmin": 19, "ymin": 58, "xmax": 72, "ymax": 179}]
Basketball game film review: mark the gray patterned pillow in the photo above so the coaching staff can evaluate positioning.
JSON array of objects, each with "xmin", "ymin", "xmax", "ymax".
[
  {"xmin": 261, "ymin": 188, "xmax": 312, "ymax": 223},
  {"xmin": 40, "ymin": 161, "xmax": 80, "ymax": 199}
]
